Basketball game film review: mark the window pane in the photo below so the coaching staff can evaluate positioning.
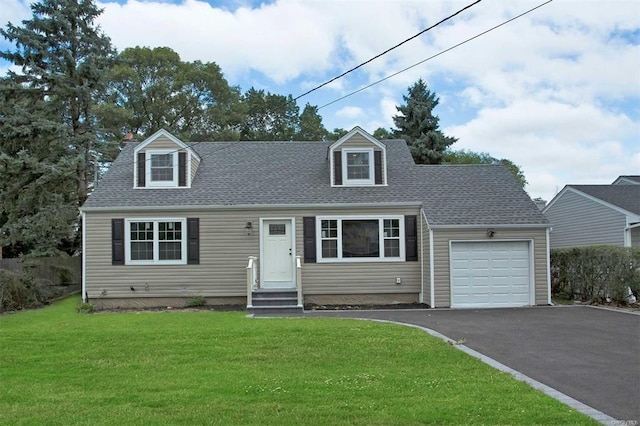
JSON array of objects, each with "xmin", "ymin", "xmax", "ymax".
[
  {"xmin": 342, "ymin": 220, "xmax": 379, "ymax": 257},
  {"xmin": 384, "ymin": 239, "xmax": 400, "ymax": 257},
  {"xmin": 384, "ymin": 219, "xmax": 400, "ymax": 238},
  {"xmin": 321, "ymin": 240, "xmax": 338, "ymax": 258},
  {"xmin": 321, "ymin": 220, "xmax": 337, "ymax": 238},
  {"xmin": 346, "ymin": 152, "xmax": 370, "ymax": 180},
  {"xmin": 131, "ymin": 242, "xmax": 153, "ymax": 260},
  {"xmin": 150, "ymin": 154, "xmax": 173, "ymax": 181},
  {"xmin": 159, "ymin": 242, "xmax": 182, "ymax": 260}
]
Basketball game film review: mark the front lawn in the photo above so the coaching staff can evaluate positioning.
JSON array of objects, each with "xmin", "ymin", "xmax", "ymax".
[{"xmin": 0, "ymin": 297, "xmax": 594, "ymax": 425}]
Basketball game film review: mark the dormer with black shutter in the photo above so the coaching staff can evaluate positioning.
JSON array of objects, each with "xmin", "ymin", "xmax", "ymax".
[
  {"xmin": 329, "ymin": 126, "xmax": 387, "ymax": 187},
  {"xmin": 133, "ymin": 129, "xmax": 201, "ymax": 189}
]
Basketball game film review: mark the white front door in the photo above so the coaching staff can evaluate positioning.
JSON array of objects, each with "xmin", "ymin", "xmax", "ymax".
[{"xmin": 261, "ymin": 219, "xmax": 295, "ymax": 288}]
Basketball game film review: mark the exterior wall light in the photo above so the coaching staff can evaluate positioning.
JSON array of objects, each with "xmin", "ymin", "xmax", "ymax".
[{"xmin": 245, "ymin": 221, "xmax": 253, "ymax": 236}]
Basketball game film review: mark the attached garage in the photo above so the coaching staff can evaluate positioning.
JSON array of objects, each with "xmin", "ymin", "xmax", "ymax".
[{"xmin": 450, "ymin": 241, "xmax": 533, "ymax": 308}]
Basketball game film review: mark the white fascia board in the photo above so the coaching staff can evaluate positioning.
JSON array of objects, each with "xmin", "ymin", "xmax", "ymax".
[
  {"xmin": 429, "ymin": 223, "xmax": 551, "ymax": 229},
  {"xmin": 329, "ymin": 126, "xmax": 386, "ymax": 151},
  {"xmin": 80, "ymin": 201, "xmax": 424, "ymax": 213},
  {"xmin": 133, "ymin": 129, "xmax": 201, "ymax": 161}
]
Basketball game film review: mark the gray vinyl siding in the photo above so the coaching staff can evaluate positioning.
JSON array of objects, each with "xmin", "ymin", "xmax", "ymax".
[
  {"xmin": 545, "ymin": 190, "xmax": 627, "ymax": 248},
  {"xmin": 432, "ymin": 228, "xmax": 548, "ymax": 308},
  {"xmin": 84, "ymin": 206, "xmax": 421, "ymax": 300}
]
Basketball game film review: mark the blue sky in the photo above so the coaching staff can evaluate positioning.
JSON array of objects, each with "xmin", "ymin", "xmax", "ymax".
[{"xmin": 1, "ymin": 0, "xmax": 639, "ymax": 201}]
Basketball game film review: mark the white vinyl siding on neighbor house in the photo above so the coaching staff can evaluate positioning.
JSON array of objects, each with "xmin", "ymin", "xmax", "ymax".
[
  {"xmin": 544, "ymin": 189, "xmax": 627, "ymax": 248},
  {"xmin": 316, "ymin": 215, "xmax": 405, "ymax": 262},
  {"xmin": 125, "ymin": 218, "xmax": 187, "ymax": 265}
]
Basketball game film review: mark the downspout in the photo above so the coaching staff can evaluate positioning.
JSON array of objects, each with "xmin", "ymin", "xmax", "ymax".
[
  {"xmin": 81, "ymin": 211, "xmax": 87, "ymax": 303},
  {"xmin": 419, "ymin": 209, "xmax": 424, "ymax": 304},
  {"xmin": 429, "ymin": 228, "xmax": 435, "ymax": 308},
  {"xmin": 546, "ymin": 228, "xmax": 551, "ymax": 305}
]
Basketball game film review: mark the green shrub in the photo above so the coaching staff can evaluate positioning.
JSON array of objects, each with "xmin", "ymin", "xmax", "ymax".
[
  {"xmin": 551, "ymin": 246, "xmax": 640, "ymax": 303},
  {"xmin": 76, "ymin": 302, "xmax": 94, "ymax": 314},
  {"xmin": 188, "ymin": 296, "xmax": 206, "ymax": 307}
]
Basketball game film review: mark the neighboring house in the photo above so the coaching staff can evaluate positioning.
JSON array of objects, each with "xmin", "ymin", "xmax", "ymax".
[
  {"xmin": 543, "ymin": 176, "xmax": 640, "ymax": 249},
  {"xmin": 80, "ymin": 127, "xmax": 550, "ymax": 311}
]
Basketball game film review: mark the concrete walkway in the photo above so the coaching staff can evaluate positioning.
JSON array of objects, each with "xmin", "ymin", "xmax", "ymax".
[{"xmin": 304, "ymin": 306, "xmax": 640, "ymax": 423}]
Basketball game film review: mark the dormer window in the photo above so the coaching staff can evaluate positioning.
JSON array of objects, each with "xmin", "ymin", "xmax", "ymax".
[
  {"xmin": 148, "ymin": 151, "xmax": 177, "ymax": 186},
  {"xmin": 133, "ymin": 129, "xmax": 201, "ymax": 189},
  {"xmin": 344, "ymin": 148, "xmax": 374, "ymax": 185},
  {"xmin": 329, "ymin": 126, "xmax": 387, "ymax": 187}
]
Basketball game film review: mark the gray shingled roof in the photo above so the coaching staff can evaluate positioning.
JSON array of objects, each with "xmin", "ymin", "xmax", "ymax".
[
  {"xmin": 83, "ymin": 138, "xmax": 548, "ymax": 226},
  {"xmin": 616, "ymin": 175, "xmax": 640, "ymax": 184},
  {"xmin": 570, "ymin": 185, "xmax": 640, "ymax": 215}
]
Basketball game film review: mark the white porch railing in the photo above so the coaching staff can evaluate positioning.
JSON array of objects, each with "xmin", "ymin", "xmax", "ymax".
[
  {"xmin": 246, "ymin": 256, "xmax": 258, "ymax": 307},
  {"xmin": 296, "ymin": 255, "xmax": 303, "ymax": 307}
]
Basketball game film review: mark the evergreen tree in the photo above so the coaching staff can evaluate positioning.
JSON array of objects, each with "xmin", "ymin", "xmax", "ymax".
[
  {"xmin": 392, "ymin": 79, "xmax": 457, "ymax": 164},
  {"xmin": 0, "ymin": 0, "xmax": 114, "ymax": 255}
]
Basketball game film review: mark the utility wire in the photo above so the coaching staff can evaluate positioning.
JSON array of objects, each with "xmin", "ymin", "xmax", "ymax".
[
  {"xmin": 317, "ymin": 0, "xmax": 554, "ymax": 110},
  {"xmin": 293, "ymin": 0, "xmax": 483, "ymax": 101}
]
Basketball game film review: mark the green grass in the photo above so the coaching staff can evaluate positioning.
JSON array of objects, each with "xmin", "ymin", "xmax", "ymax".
[{"xmin": 0, "ymin": 297, "xmax": 594, "ymax": 425}]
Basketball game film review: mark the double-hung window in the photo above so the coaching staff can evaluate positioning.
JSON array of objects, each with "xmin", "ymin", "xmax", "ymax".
[
  {"xmin": 147, "ymin": 150, "xmax": 178, "ymax": 187},
  {"xmin": 126, "ymin": 218, "xmax": 187, "ymax": 264},
  {"xmin": 317, "ymin": 216, "xmax": 405, "ymax": 262},
  {"xmin": 342, "ymin": 148, "xmax": 374, "ymax": 185}
]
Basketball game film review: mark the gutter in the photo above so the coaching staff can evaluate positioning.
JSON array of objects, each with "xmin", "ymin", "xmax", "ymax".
[{"xmin": 80, "ymin": 201, "xmax": 424, "ymax": 213}]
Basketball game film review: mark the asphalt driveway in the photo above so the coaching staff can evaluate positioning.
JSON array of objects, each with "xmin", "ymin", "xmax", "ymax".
[{"xmin": 305, "ymin": 306, "xmax": 640, "ymax": 422}]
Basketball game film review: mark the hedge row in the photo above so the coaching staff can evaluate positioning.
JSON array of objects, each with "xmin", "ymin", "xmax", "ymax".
[{"xmin": 551, "ymin": 246, "xmax": 640, "ymax": 303}]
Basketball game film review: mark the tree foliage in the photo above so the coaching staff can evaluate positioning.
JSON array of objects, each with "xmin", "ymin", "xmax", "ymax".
[
  {"xmin": 239, "ymin": 88, "xmax": 300, "ymax": 141},
  {"xmin": 98, "ymin": 46, "xmax": 242, "ymax": 142},
  {"xmin": 392, "ymin": 79, "xmax": 457, "ymax": 164},
  {"xmin": 444, "ymin": 149, "xmax": 528, "ymax": 188},
  {"xmin": 298, "ymin": 103, "xmax": 328, "ymax": 141},
  {"xmin": 0, "ymin": 0, "xmax": 114, "ymax": 255}
]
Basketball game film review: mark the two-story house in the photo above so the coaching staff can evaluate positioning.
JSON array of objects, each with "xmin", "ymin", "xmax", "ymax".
[{"xmin": 80, "ymin": 127, "xmax": 550, "ymax": 311}]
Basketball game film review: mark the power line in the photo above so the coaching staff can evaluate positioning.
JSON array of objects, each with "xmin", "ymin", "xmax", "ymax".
[
  {"xmin": 317, "ymin": 0, "xmax": 554, "ymax": 110},
  {"xmin": 293, "ymin": 0, "xmax": 483, "ymax": 101}
]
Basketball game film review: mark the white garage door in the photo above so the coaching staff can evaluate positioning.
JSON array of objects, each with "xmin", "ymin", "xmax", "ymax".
[{"xmin": 450, "ymin": 241, "xmax": 531, "ymax": 308}]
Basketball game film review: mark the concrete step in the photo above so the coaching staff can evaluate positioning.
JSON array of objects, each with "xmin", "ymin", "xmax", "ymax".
[
  {"xmin": 252, "ymin": 290, "xmax": 298, "ymax": 299},
  {"xmin": 252, "ymin": 297, "xmax": 298, "ymax": 307},
  {"xmin": 248, "ymin": 305, "xmax": 304, "ymax": 316}
]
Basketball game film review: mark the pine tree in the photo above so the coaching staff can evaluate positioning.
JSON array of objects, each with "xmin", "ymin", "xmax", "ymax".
[
  {"xmin": 392, "ymin": 79, "xmax": 457, "ymax": 164},
  {"xmin": 297, "ymin": 104, "xmax": 328, "ymax": 141},
  {"xmin": 0, "ymin": 0, "xmax": 114, "ymax": 255}
]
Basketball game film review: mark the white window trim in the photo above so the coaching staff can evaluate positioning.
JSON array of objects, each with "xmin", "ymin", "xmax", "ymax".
[
  {"xmin": 316, "ymin": 215, "xmax": 405, "ymax": 263},
  {"xmin": 125, "ymin": 218, "xmax": 187, "ymax": 265},
  {"xmin": 146, "ymin": 150, "xmax": 179, "ymax": 188},
  {"xmin": 342, "ymin": 148, "xmax": 374, "ymax": 186}
]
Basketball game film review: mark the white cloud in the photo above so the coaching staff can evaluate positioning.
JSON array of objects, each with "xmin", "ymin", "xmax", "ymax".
[
  {"xmin": 446, "ymin": 100, "xmax": 640, "ymax": 200},
  {"xmin": 335, "ymin": 106, "xmax": 364, "ymax": 120}
]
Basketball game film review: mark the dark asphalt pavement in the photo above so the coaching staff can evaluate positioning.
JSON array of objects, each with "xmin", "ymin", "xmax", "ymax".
[{"xmin": 305, "ymin": 306, "xmax": 640, "ymax": 422}]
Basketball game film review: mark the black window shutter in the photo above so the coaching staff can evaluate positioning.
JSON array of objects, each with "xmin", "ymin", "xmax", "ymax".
[
  {"xmin": 374, "ymin": 150, "xmax": 382, "ymax": 184},
  {"xmin": 137, "ymin": 152, "xmax": 145, "ymax": 187},
  {"xmin": 112, "ymin": 219, "xmax": 125, "ymax": 265},
  {"xmin": 178, "ymin": 152, "xmax": 187, "ymax": 187},
  {"xmin": 405, "ymin": 215, "xmax": 418, "ymax": 261},
  {"xmin": 187, "ymin": 218, "xmax": 200, "ymax": 264},
  {"xmin": 333, "ymin": 150, "xmax": 342, "ymax": 185},
  {"xmin": 303, "ymin": 217, "xmax": 316, "ymax": 263}
]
